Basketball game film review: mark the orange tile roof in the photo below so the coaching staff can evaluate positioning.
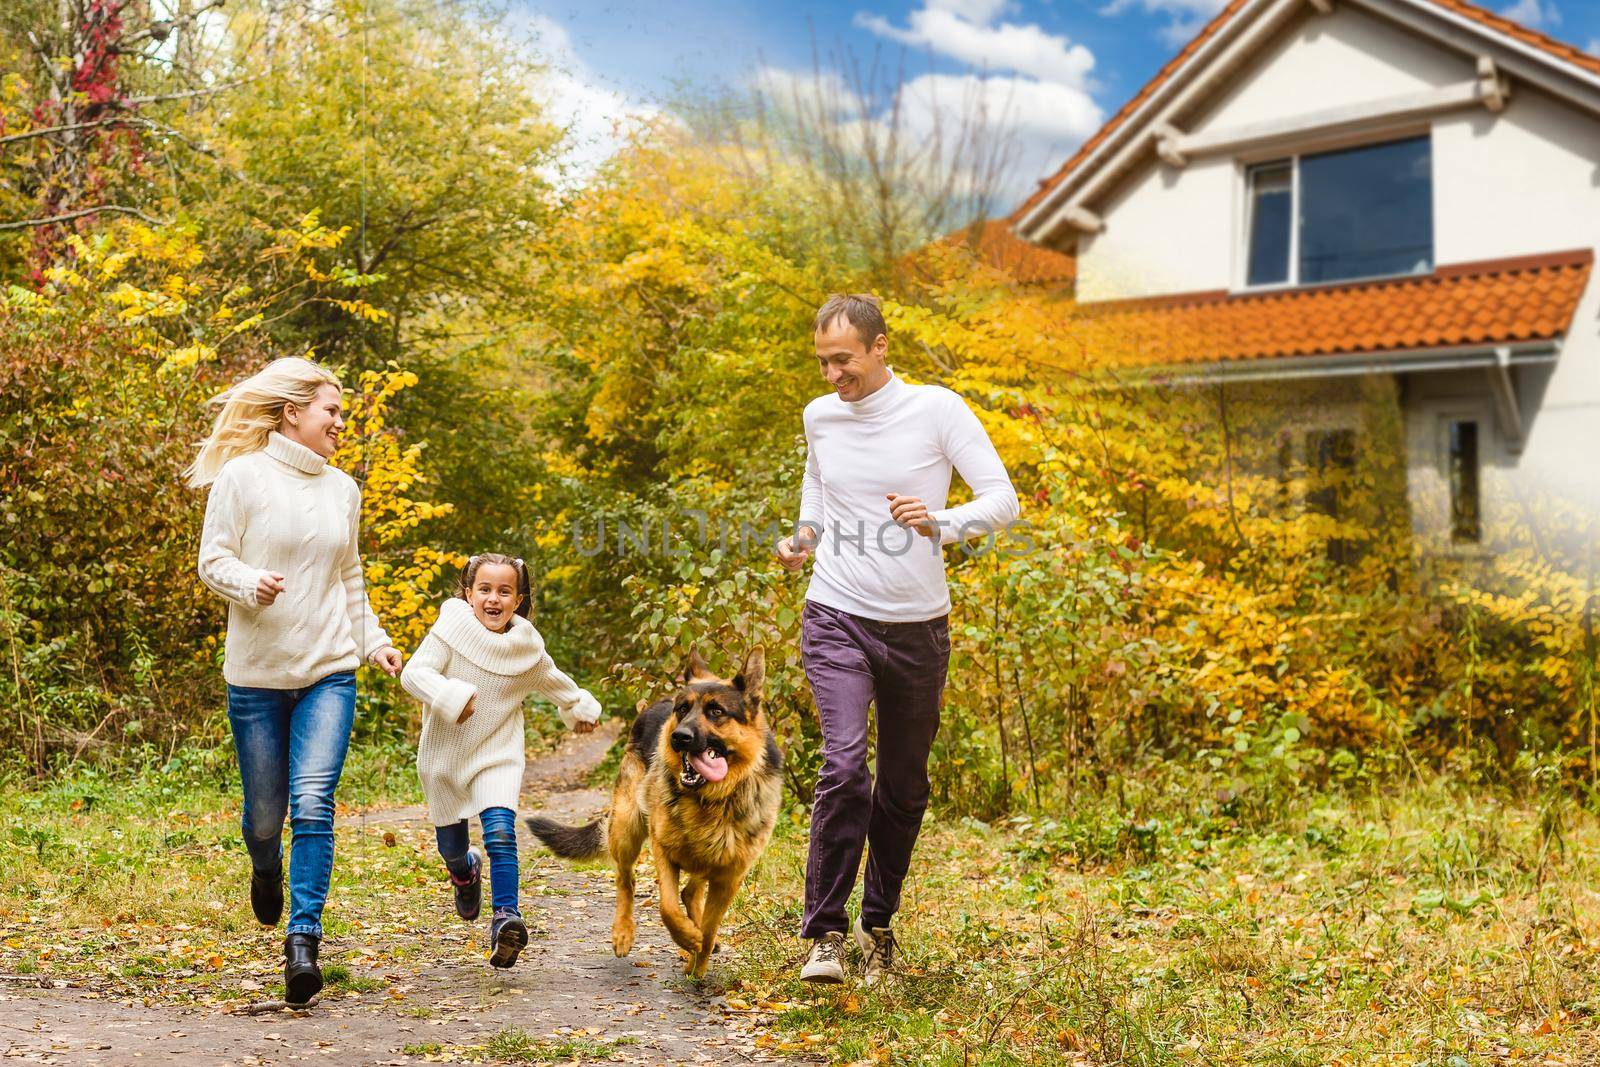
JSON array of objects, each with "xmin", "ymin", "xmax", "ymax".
[
  {"xmin": 941, "ymin": 220, "xmax": 1076, "ymax": 286},
  {"xmin": 1069, "ymin": 250, "xmax": 1593, "ymax": 368},
  {"xmin": 1012, "ymin": 0, "xmax": 1600, "ymax": 227}
]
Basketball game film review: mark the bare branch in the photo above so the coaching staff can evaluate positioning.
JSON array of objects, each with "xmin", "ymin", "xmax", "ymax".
[
  {"xmin": 0, "ymin": 115, "xmax": 216, "ymax": 156},
  {"xmin": 116, "ymin": 0, "xmax": 230, "ymax": 49},
  {"xmin": 0, "ymin": 204, "xmax": 169, "ymax": 232},
  {"xmin": 121, "ymin": 80, "xmax": 252, "ymax": 107}
]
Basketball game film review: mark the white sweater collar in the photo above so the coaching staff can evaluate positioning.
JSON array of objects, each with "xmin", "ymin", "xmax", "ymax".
[
  {"xmin": 430, "ymin": 597, "xmax": 545, "ymax": 676},
  {"xmin": 266, "ymin": 431, "xmax": 328, "ymax": 475}
]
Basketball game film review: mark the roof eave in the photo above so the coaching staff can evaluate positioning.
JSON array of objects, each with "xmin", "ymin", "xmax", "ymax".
[{"xmin": 1137, "ymin": 338, "xmax": 1562, "ymax": 387}]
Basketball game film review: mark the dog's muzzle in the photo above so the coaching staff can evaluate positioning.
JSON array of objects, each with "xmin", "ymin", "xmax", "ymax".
[{"xmin": 672, "ymin": 729, "xmax": 729, "ymax": 789}]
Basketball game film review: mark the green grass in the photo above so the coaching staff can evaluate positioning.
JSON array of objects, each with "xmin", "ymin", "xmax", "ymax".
[
  {"xmin": 3, "ymin": 739, "xmax": 1599, "ymax": 1064},
  {"xmin": 718, "ymin": 777, "xmax": 1600, "ymax": 1066}
]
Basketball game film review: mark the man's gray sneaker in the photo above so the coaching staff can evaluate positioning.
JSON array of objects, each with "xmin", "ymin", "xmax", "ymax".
[
  {"xmin": 800, "ymin": 931, "xmax": 846, "ymax": 984},
  {"xmin": 853, "ymin": 916, "xmax": 897, "ymax": 987}
]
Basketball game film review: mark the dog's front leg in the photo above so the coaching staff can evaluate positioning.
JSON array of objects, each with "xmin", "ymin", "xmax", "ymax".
[
  {"xmin": 687, "ymin": 872, "xmax": 741, "ymax": 979},
  {"xmin": 652, "ymin": 848, "xmax": 702, "ymax": 955}
]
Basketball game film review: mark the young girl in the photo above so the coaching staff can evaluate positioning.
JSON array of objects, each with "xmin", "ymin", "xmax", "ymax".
[{"xmin": 400, "ymin": 553, "xmax": 602, "ymax": 968}]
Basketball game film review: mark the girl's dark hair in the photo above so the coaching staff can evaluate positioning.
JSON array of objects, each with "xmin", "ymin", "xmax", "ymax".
[{"xmin": 453, "ymin": 553, "xmax": 532, "ymax": 619}]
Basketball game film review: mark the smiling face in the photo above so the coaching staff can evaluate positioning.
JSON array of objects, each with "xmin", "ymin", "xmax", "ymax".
[
  {"xmin": 466, "ymin": 561, "xmax": 522, "ymax": 632},
  {"xmin": 814, "ymin": 317, "xmax": 889, "ymax": 403},
  {"xmin": 280, "ymin": 382, "xmax": 345, "ymax": 459}
]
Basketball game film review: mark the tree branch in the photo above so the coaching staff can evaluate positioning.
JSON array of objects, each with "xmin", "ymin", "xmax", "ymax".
[
  {"xmin": 0, "ymin": 115, "xmax": 217, "ymax": 157},
  {"xmin": 116, "ymin": 0, "xmax": 231, "ymax": 49},
  {"xmin": 121, "ymin": 80, "xmax": 251, "ymax": 107},
  {"xmin": 0, "ymin": 205, "xmax": 168, "ymax": 232}
]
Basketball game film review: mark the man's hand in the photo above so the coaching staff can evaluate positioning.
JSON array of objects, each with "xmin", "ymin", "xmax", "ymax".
[
  {"xmin": 886, "ymin": 493, "xmax": 940, "ymax": 540},
  {"xmin": 573, "ymin": 720, "xmax": 597, "ymax": 734},
  {"xmin": 256, "ymin": 571, "xmax": 286, "ymax": 607},
  {"xmin": 371, "ymin": 646, "xmax": 403, "ymax": 677},
  {"xmin": 776, "ymin": 526, "xmax": 819, "ymax": 572}
]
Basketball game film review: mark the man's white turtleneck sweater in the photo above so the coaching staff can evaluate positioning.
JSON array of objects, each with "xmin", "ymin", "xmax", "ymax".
[
  {"xmin": 197, "ymin": 431, "xmax": 391, "ymax": 689},
  {"xmin": 799, "ymin": 370, "xmax": 1020, "ymax": 622}
]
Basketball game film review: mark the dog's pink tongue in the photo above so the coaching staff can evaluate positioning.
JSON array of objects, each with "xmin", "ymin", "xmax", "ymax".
[{"xmin": 689, "ymin": 751, "xmax": 728, "ymax": 782}]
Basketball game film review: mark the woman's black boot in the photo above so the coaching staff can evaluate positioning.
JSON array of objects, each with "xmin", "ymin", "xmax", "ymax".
[
  {"xmin": 283, "ymin": 933, "xmax": 322, "ymax": 1006},
  {"xmin": 250, "ymin": 864, "xmax": 284, "ymax": 927}
]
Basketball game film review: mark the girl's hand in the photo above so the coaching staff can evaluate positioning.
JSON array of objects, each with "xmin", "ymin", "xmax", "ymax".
[
  {"xmin": 371, "ymin": 646, "xmax": 403, "ymax": 677},
  {"xmin": 457, "ymin": 695, "xmax": 475, "ymax": 724},
  {"xmin": 573, "ymin": 720, "xmax": 597, "ymax": 734},
  {"xmin": 256, "ymin": 571, "xmax": 286, "ymax": 606}
]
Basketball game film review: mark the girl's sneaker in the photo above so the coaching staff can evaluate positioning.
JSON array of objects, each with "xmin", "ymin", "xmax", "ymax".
[
  {"xmin": 450, "ymin": 848, "xmax": 485, "ymax": 921},
  {"xmin": 488, "ymin": 909, "xmax": 528, "ymax": 969}
]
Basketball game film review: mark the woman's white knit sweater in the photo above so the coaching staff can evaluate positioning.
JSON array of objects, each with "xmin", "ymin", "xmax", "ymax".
[
  {"xmin": 402, "ymin": 598, "xmax": 603, "ymax": 825},
  {"xmin": 197, "ymin": 432, "xmax": 392, "ymax": 689}
]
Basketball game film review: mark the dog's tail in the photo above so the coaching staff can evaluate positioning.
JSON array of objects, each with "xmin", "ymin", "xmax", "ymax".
[{"xmin": 525, "ymin": 815, "xmax": 608, "ymax": 861}]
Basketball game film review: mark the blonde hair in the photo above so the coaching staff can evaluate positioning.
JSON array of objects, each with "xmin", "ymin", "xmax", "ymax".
[{"xmin": 185, "ymin": 356, "xmax": 341, "ymax": 488}]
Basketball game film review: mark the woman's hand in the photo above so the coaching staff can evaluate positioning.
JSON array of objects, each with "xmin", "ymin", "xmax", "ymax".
[
  {"xmin": 573, "ymin": 720, "xmax": 597, "ymax": 734},
  {"xmin": 371, "ymin": 645, "xmax": 403, "ymax": 677},
  {"xmin": 456, "ymin": 695, "xmax": 475, "ymax": 724},
  {"xmin": 256, "ymin": 571, "xmax": 286, "ymax": 606}
]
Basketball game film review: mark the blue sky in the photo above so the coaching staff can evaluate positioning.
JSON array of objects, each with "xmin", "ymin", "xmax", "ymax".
[{"xmin": 511, "ymin": 0, "xmax": 1600, "ymax": 207}]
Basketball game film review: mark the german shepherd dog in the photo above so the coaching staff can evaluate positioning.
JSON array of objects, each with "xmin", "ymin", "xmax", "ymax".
[{"xmin": 525, "ymin": 646, "xmax": 782, "ymax": 979}]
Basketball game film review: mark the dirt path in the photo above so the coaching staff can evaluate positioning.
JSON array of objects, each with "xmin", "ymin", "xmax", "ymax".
[{"xmin": 2, "ymin": 725, "xmax": 808, "ymax": 1066}]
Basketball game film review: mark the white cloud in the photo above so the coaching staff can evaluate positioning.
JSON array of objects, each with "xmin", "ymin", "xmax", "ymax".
[
  {"xmin": 898, "ymin": 72, "xmax": 1103, "ymax": 147},
  {"xmin": 749, "ymin": 65, "xmax": 868, "ymax": 118},
  {"xmin": 1098, "ymin": 0, "xmax": 1229, "ymax": 47},
  {"xmin": 1589, "ymin": 38, "xmax": 1600, "ymax": 56},
  {"xmin": 899, "ymin": 72, "xmax": 1106, "ymax": 200},
  {"xmin": 1499, "ymin": 0, "xmax": 1561, "ymax": 29},
  {"xmin": 855, "ymin": 6, "xmax": 1096, "ymax": 87},
  {"xmin": 496, "ymin": 11, "xmax": 659, "ymax": 181},
  {"xmin": 840, "ymin": 0, "xmax": 1104, "ymax": 208}
]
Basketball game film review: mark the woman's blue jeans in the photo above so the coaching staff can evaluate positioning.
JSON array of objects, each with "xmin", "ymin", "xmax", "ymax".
[
  {"xmin": 436, "ymin": 807, "xmax": 519, "ymax": 914},
  {"xmin": 226, "ymin": 671, "xmax": 356, "ymax": 939}
]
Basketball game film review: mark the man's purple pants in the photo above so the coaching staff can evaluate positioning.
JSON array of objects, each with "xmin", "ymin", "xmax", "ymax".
[{"xmin": 799, "ymin": 600, "xmax": 949, "ymax": 938}]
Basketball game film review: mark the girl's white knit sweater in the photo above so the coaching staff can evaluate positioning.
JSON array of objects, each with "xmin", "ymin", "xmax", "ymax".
[
  {"xmin": 197, "ymin": 431, "xmax": 392, "ymax": 689},
  {"xmin": 401, "ymin": 598, "xmax": 603, "ymax": 825}
]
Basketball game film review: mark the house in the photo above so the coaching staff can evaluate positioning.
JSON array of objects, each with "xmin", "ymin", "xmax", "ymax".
[{"xmin": 1012, "ymin": 0, "xmax": 1600, "ymax": 554}]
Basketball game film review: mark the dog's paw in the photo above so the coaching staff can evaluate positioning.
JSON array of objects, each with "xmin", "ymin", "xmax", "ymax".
[{"xmin": 611, "ymin": 924, "xmax": 635, "ymax": 957}]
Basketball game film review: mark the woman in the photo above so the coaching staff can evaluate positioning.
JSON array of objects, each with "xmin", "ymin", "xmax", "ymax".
[{"xmin": 188, "ymin": 356, "xmax": 403, "ymax": 1005}]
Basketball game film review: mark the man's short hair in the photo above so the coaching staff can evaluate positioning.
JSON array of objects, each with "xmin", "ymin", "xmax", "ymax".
[{"xmin": 814, "ymin": 293, "xmax": 887, "ymax": 349}]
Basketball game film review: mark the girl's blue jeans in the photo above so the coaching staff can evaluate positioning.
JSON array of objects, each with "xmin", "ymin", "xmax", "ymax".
[
  {"xmin": 226, "ymin": 670, "xmax": 356, "ymax": 939},
  {"xmin": 435, "ymin": 807, "xmax": 519, "ymax": 914}
]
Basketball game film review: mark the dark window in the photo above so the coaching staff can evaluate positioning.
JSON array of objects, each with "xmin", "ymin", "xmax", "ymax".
[
  {"xmin": 1306, "ymin": 428, "xmax": 1357, "ymax": 564},
  {"xmin": 1245, "ymin": 136, "xmax": 1433, "ymax": 288},
  {"xmin": 1300, "ymin": 137, "xmax": 1433, "ymax": 283},
  {"xmin": 1246, "ymin": 162, "xmax": 1293, "ymax": 287},
  {"xmin": 1448, "ymin": 420, "xmax": 1481, "ymax": 544}
]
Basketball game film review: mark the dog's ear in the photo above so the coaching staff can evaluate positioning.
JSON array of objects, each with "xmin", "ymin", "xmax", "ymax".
[
  {"xmin": 734, "ymin": 645, "xmax": 765, "ymax": 704},
  {"xmin": 681, "ymin": 646, "xmax": 714, "ymax": 685}
]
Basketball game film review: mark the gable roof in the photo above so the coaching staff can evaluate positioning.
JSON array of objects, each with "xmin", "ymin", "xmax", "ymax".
[
  {"xmin": 1012, "ymin": 0, "xmax": 1600, "ymax": 234},
  {"xmin": 1068, "ymin": 249, "xmax": 1592, "ymax": 370}
]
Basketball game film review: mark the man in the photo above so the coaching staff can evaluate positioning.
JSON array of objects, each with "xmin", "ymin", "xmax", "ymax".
[{"xmin": 775, "ymin": 293, "xmax": 1019, "ymax": 986}]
